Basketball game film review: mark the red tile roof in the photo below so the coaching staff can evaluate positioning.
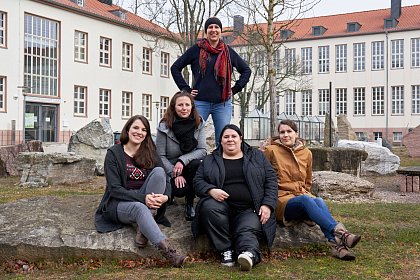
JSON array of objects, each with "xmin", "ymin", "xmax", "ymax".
[
  {"xmin": 229, "ymin": 4, "xmax": 420, "ymax": 46},
  {"xmin": 37, "ymin": 0, "xmax": 175, "ymax": 40}
]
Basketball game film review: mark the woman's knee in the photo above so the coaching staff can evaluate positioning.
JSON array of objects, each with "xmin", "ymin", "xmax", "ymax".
[
  {"xmin": 200, "ymin": 199, "xmax": 229, "ymax": 221},
  {"xmin": 150, "ymin": 167, "xmax": 165, "ymax": 179}
]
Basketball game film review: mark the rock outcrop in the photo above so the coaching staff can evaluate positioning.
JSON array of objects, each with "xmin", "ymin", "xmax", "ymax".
[
  {"xmin": 15, "ymin": 152, "xmax": 96, "ymax": 187},
  {"xmin": 68, "ymin": 118, "xmax": 114, "ymax": 175},
  {"xmin": 336, "ymin": 115, "xmax": 357, "ymax": 141},
  {"xmin": 0, "ymin": 141, "xmax": 43, "ymax": 177}
]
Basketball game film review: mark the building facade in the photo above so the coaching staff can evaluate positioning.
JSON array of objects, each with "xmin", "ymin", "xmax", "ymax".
[{"xmin": 0, "ymin": 0, "xmax": 179, "ymax": 146}]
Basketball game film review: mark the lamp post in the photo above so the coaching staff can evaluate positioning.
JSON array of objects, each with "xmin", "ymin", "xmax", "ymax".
[{"xmin": 153, "ymin": 101, "xmax": 160, "ymax": 125}]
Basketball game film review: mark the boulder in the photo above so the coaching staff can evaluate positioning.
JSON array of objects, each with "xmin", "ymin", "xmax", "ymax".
[
  {"xmin": 312, "ymin": 171, "xmax": 375, "ymax": 202},
  {"xmin": 68, "ymin": 118, "xmax": 114, "ymax": 175},
  {"xmin": 0, "ymin": 141, "xmax": 43, "ymax": 177},
  {"xmin": 337, "ymin": 140, "xmax": 400, "ymax": 175},
  {"xmin": 15, "ymin": 152, "xmax": 96, "ymax": 187},
  {"xmin": 0, "ymin": 195, "xmax": 325, "ymax": 262},
  {"xmin": 204, "ymin": 116, "xmax": 216, "ymax": 152},
  {"xmin": 336, "ymin": 115, "xmax": 357, "ymax": 141}
]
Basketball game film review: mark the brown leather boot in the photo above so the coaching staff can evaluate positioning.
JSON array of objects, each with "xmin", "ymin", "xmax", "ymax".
[
  {"xmin": 156, "ymin": 239, "xmax": 188, "ymax": 267},
  {"xmin": 329, "ymin": 240, "xmax": 356, "ymax": 261},
  {"xmin": 135, "ymin": 227, "xmax": 148, "ymax": 248},
  {"xmin": 333, "ymin": 223, "xmax": 361, "ymax": 248}
]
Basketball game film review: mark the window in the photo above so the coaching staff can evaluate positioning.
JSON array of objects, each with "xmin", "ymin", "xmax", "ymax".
[
  {"xmin": 71, "ymin": 0, "xmax": 84, "ymax": 6},
  {"xmin": 372, "ymin": 41, "xmax": 384, "ymax": 70},
  {"xmin": 121, "ymin": 91, "xmax": 132, "ymax": 118},
  {"xmin": 142, "ymin": 94, "xmax": 152, "ymax": 119},
  {"xmin": 372, "ymin": 86, "xmax": 385, "ymax": 115},
  {"xmin": 391, "ymin": 39, "xmax": 404, "ymax": 69},
  {"xmin": 142, "ymin": 48, "xmax": 152, "ymax": 74},
  {"xmin": 160, "ymin": 52, "xmax": 170, "ymax": 77},
  {"xmin": 285, "ymin": 48, "xmax": 296, "ymax": 73},
  {"xmin": 318, "ymin": 89, "xmax": 330, "ymax": 116},
  {"xmin": 412, "ymin": 38, "xmax": 420, "ymax": 68},
  {"xmin": 318, "ymin": 46, "xmax": 329, "ymax": 73},
  {"xmin": 74, "ymin": 31, "xmax": 87, "ymax": 62},
  {"xmin": 353, "ymin": 87, "xmax": 365, "ymax": 115},
  {"xmin": 74, "ymin": 85, "xmax": 86, "ymax": 116},
  {"xmin": 24, "ymin": 14, "xmax": 59, "ymax": 96},
  {"xmin": 391, "ymin": 86, "xmax": 404, "ymax": 115},
  {"xmin": 355, "ymin": 132, "xmax": 367, "ymax": 141},
  {"xmin": 99, "ymin": 37, "xmax": 111, "ymax": 67},
  {"xmin": 254, "ymin": 51, "xmax": 265, "ymax": 76},
  {"xmin": 301, "ymin": 90, "xmax": 312, "ymax": 116},
  {"xmin": 353, "ymin": 43, "xmax": 365, "ymax": 71},
  {"xmin": 274, "ymin": 49, "xmax": 281, "ymax": 75},
  {"xmin": 373, "ymin": 132, "xmax": 382, "ymax": 140},
  {"xmin": 0, "ymin": 76, "xmax": 5, "ymax": 112},
  {"xmin": 412, "ymin": 85, "xmax": 420, "ymax": 114},
  {"xmin": 276, "ymin": 94, "xmax": 280, "ymax": 116},
  {"xmin": 301, "ymin": 47, "xmax": 312, "ymax": 74},
  {"xmin": 99, "ymin": 89, "xmax": 111, "ymax": 117},
  {"xmin": 335, "ymin": 44, "xmax": 347, "ymax": 72},
  {"xmin": 285, "ymin": 90, "xmax": 295, "ymax": 115},
  {"xmin": 393, "ymin": 132, "xmax": 402, "ymax": 142},
  {"xmin": 122, "ymin": 43, "xmax": 132, "ymax": 71},
  {"xmin": 336, "ymin": 88, "xmax": 347, "ymax": 115},
  {"xmin": 160, "ymin": 96, "xmax": 169, "ymax": 119},
  {"xmin": 0, "ymin": 11, "xmax": 6, "ymax": 47}
]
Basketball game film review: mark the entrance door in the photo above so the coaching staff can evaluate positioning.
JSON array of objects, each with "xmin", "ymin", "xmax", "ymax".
[{"xmin": 25, "ymin": 103, "xmax": 58, "ymax": 142}]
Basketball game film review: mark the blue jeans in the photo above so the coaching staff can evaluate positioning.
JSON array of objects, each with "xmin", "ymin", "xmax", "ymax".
[
  {"xmin": 116, "ymin": 167, "xmax": 167, "ymax": 245},
  {"xmin": 195, "ymin": 99, "xmax": 232, "ymax": 147},
  {"xmin": 284, "ymin": 195, "xmax": 337, "ymax": 240}
]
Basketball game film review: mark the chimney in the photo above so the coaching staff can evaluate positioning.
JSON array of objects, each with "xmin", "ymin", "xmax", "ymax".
[
  {"xmin": 98, "ymin": 0, "xmax": 113, "ymax": 5},
  {"xmin": 391, "ymin": 0, "xmax": 401, "ymax": 19},
  {"xmin": 233, "ymin": 15, "xmax": 244, "ymax": 36}
]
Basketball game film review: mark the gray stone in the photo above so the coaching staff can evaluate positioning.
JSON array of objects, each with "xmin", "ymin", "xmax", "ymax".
[
  {"xmin": 323, "ymin": 112, "xmax": 336, "ymax": 147},
  {"xmin": 0, "ymin": 141, "xmax": 43, "ymax": 177},
  {"xmin": 68, "ymin": 118, "xmax": 114, "ymax": 175},
  {"xmin": 312, "ymin": 171, "xmax": 375, "ymax": 202},
  {"xmin": 0, "ymin": 195, "xmax": 325, "ymax": 262},
  {"xmin": 204, "ymin": 116, "xmax": 216, "ymax": 152},
  {"xmin": 337, "ymin": 115, "xmax": 357, "ymax": 141},
  {"xmin": 337, "ymin": 140, "xmax": 400, "ymax": 175},
  {"xmin": 15, "ymin": 152, "xmax": 96, "ymax": 187}
]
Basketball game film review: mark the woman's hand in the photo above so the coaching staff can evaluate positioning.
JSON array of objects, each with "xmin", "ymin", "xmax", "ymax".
[
  {"xmin": 208, "ymin": 189, "xmax": 229, "ymax": 202},
  {"xmin": 172, "ymin": 162, "xmax": 184, "ymax": 178},
  {"xmin": 259, "ymin": 205, "xmax": 271, "ymax": 225},
  {"xmin": 190, "ymin": 89, "xmax": 198, "ymax": 98},
  {"xmin": 145, "ymin": 193, "xmax": 169, "ymax": 209},
  {"xmin": 174, "ymin": 176, "xmax": 186, "ymax": 188}
]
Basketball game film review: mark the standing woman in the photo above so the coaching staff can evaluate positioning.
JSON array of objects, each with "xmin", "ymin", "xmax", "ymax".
[
  {"xmin": 263, "ymin": 119, "xmax": 361, "ymax": 261},
  {"xmin": 171, "ymin": 17, "xmax": 251, "ymax": 147},
  {"xmin": 156, "ymin": 91, "xmax": 207, "ymax": 221},
  {"xmin": 95, "ymin": 115, "xmax": 188, "ymax": 267},
  {"xmin": 192, "ymin": 124, "xmax": 277, "ymax": 271}
]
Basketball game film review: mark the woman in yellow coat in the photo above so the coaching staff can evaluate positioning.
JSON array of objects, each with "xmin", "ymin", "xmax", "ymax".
[{"xmin": 263, "ymin": 119, "xmax": 361, "ymax": 260}]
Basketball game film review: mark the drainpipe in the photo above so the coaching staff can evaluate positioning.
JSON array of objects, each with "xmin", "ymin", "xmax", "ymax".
[{"xmin": 385, "ymin": 30, "xmax": 389, "ymax": 142}]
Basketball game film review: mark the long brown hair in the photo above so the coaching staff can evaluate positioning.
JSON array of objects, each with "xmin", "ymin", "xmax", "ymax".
[
  {"xmin": 119, "ymin": 115, "xmax": 157, "ymax": 169},
  {"xmin": 161, "ymin": 91, "xmax": 201, "ymax": 129}
]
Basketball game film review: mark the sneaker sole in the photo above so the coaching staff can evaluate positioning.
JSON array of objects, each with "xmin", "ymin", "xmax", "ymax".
[
  {"xmin": 347, "ymin": 235, "xmax": 361, "ymax": 248},
  {"xmin": 220, "ymin": 262, "xmax": 235, "ymax": 267},
  {"xmin": 237, "ymin": 255, "xmax": 252, "ymax": 271}
]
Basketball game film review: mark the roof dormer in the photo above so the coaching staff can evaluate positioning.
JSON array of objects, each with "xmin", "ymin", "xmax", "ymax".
[
  {"xmin": 347, "ymin": 22, "xmax": 361, "ymax": 32},
  {"xmin": 110, "ymin": 9, "xmax": 127, "ymax": 21},
  {"xmin": 312, "ymin": 26, "xmax": 327, "ymax": 36},
  {"xmin": 70, "ymin": 0, "xmax": 84, "ymax": 7},
  {"xmin": 384, "ymin": 18, "xmax": 398, "ymax": 29},
  {"xmin": 280, "ymin": 29, "xmax": 294, "ymax": 40}
]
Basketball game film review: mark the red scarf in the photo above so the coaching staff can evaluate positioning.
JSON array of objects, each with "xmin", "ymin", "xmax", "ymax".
[{"xmin": 197, "ymin": 38, "xmax": 232, "ymax": 102}]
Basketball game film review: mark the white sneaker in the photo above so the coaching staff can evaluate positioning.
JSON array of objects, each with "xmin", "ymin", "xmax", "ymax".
[
  {"xmin": 237, "ymin": 251, "xmax": 253, "ymax": 271},
  {"xmin": 220, "ymin": 250, "xmax": 235, "ymax": 267}
]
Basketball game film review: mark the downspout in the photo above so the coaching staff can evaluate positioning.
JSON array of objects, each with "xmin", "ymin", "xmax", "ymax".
[{"xmin": 385, "ymin": 30, "xmax": 389, "ymax": 142}]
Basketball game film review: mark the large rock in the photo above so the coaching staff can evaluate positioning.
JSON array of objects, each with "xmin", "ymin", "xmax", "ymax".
[
  {"xmin": 337, "ymin": 140, "xmax": 400, "ymax": 175},
  {"xmin": 0, "ymin": 141, "xmax": 43, "ymax": 177},
  {"xmin": 312, "ymin": 171, "xmax": 375, "ymax": 202},
  {"xmin": 0, "ymin": 195, "xmax": 325, "ymax": 262},
  {"xmin": 68, "ymin": 118, "xmax": 114, "ymax": 175},
  {"xmin": 15, "ymin": 152, "xmax": 96, "ymax": 187},
  {"xmin": 336, "ymin": 115, "xmax": 357, "ymax": 141}
]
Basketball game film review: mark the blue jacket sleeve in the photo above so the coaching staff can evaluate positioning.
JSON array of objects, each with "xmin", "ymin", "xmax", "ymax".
[{"xmin": 170, "ymin": 45, "xmax": 199, "ymax": 92}]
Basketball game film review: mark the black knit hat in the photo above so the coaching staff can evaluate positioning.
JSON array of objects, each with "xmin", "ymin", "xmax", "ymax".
[{"xmin": 204, "ymin": 17, "xmax": 222, "ymax": 31}]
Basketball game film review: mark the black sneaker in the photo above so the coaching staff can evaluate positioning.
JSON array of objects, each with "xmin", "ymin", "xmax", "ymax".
[
  {"xmin": 220, "ymin": 250, "xmax": 234, "ymax": 267},
  {"xmin": 237, "ymin": 251, "xmax": 254, "ymax": 271}
]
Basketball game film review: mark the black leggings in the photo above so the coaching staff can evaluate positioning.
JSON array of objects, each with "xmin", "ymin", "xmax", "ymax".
[{"xmin": 171, "ymin": 159, "xmax": 201, "ymax": 202}]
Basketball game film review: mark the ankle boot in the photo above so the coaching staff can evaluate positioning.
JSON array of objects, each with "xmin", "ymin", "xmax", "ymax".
[
  {"xmin": 156, "ymin": 239, "xmax": 188, "ymax": 267},
  {"xmin": 329, "ymin": 240, "xmax": 356, "ymax": 261},
  {"xmin": 135, "ymin": 226, "xmax": 148, "ymax": 248},
  {"xmin": 184, "ymin": 197, "xmax": 195, "ymax": 221},
  {"xmin": 333, "ymin": 223, "xmax": 361, "ymax": 248}
]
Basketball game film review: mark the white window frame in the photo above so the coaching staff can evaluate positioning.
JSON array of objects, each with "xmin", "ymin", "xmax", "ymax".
[
  {"xmin": 160, "ymin": 52, "xmax": 170, "ymax": 77},
  {"xmin": 121, "ymin": 91, "xmax": 132, "ymax": 119},
  {"xmin": 122, "ymin": 42, "xmax": 133, "ymax": 71},
  {"xmin": 0, "ymin": 76, "xmax": 6, "ymax": 112},
  {"xmin": 336, "ymin": 88, "xmax": 347, "ymax": 115},
  {"xmin": 99, "ymin": 88, "xmax": 111, "ymax": 117},
  {"xmin": 142, "ymin": 48, "xmax": 152, "ymax": 74},
  {"xmin": 372, "ymin": 41, "xmax": 384, "ymax": 70},
  {"xmin": 353, "ymin": 87, "xmax": 366, "ymax": 115},
  {"xmin": 0, "ymin": 11, "xmax": 6, "ymax": 48},
  {"xmin": 160, "ymin": 96, "xmax": 169, "ymax": 119},
  {"xmin": 285, "ymin": 48, "xmax": 296, "ymax": 73},
  {"xmin": 74, "ymin": 30, "xmax": 87, "ymax": 63},
  {"xmin": 318, "ymin": 46, "xmax": 329, "ymax": 73},
  {"xmin": 301, "ymin": 90, "xmax": 312, "ymax": 116},
  {"xmin": 318, "ymin": 89, "xmax": 330, "ymax": 116},
  {"xmin": 74, "ymin": 85, "xmax": 87, "ymax": 117},
  {"xmin": 274, "ymin": 49, "xmax": 282, "ymax": 75},
  {"xmin": 391, "ymin": 39, "xmax": 404, "ymax": 69},
  {"xmin": 372, "ymin": 86, "xmax": 385, "ymax": 115},
  {"xmin": 301, "ymin": 47, "xmax": 312, "ymax": 74},
  {"xmin": 391, "ymin": 86, "xmax": 404, "ymax": 115},
  {"xmin": 353, "ymin": 43, "xmax": 365, "ymax": 71},
  {"xmin": 335, "ymin": 44, "xmax": 347, "ymax": 72},
  {"xmin": 99, "ymin": 37, "xmax": 111, "ymax": 67},
  {"xmin": 393, "ymin": 132, "xmax": 403, "ymax": 142},
  {"xmin": 412, "ymin": 85, "xmax": 420, "ymax": 114},
  {"xmin": 254, "ymin": 51, "xmax": 265, "ymax": 77},
  {"xmin": 142, "ymin": 94, "xmax": 152, "ymax": 119},
  {"xmin": 411, "ymin": 38, "xmax": 420, "ymax": 68},
  {"xmin": 285, "ymin": 90, "xmax": 296, "ymax": 115}
]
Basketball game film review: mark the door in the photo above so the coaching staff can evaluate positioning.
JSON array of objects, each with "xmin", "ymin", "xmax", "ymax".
[{"xmin": 25, "ymin": 103, "xmax": 58, "ymax": 142}]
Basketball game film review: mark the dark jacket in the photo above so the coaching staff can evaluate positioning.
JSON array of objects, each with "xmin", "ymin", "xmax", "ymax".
[
  {"xmin": 192, "ymin": 143, "xmax": 278, "ymax": 247},
  {"xmin": 95, "ymin": 144, "xmax": 171, "ymax": 233},
  {"xmin": 171, "ymin": 44, "xmax": 251, "ymax": 103}
]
